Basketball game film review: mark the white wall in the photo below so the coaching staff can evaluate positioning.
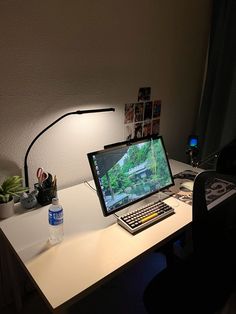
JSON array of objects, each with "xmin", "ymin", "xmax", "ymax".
[{"xmin": 0, "ymin": 0, "xmax": 212, "ymax": 189}]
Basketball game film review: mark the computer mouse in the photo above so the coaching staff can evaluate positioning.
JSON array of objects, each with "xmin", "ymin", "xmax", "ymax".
[{"xmin": 179, "ymin": 181, "xmax": 194, "ymax": 192}]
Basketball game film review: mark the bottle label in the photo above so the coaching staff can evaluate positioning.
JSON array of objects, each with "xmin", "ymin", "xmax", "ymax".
[{"xmin": 49, "ymin": 209, "xmax": 63, "ymax": 226}]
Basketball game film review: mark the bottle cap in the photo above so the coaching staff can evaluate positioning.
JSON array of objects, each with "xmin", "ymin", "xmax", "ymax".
[{"xmin": 52, "ymin": 197, "xmax": 59, "ymax": 205}]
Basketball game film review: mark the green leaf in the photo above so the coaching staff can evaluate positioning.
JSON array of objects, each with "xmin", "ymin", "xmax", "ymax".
[{"xmin": 0, "ymin": 175, "xmax": 28, "ymax": 202}]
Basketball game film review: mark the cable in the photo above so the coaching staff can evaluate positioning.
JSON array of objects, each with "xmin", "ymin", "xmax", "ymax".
[{"xmin": 83, "ymin": 180, "xmax": 97, "ymax": 192}]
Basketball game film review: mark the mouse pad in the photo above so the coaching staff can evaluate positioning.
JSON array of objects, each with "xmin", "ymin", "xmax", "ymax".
[
  {"xmin": 170, "ymin": 180, "xmax": 194, "ymax": 206},
  {"xmin": 164, "ymin": 170, "xmax": 198, "ymax": 206},
  {"xmin": 165, "ymin": 170, "xmax": 236, "ymax": 207},
  {"xmin": 205, "ymin": 177, "xmax": 236, "ymax": 209}
]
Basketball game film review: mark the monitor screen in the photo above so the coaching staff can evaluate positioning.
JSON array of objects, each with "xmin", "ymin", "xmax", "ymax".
[{"xmin": 87, "ymin": 136, "xmax": 174, "ymax": 216}]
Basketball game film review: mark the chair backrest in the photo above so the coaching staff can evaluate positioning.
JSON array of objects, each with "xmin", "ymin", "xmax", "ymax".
[{"xmin": 192, "ymin": 170, "xmax": 236, "ymax": 286}]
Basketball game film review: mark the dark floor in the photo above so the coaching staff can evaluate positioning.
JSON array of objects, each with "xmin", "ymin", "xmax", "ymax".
[{"xmin": 1, "ymin": 252, "xmax": 167, "ymax": 314}]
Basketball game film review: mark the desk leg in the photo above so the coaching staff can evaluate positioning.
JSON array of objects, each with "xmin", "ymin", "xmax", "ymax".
[
  {"xmin": 173, "ymin": 226, "xmax": 193, "ymax": 260},
  {"xmin": 162, "ymin": 242, "xmax": 178, "ymax": 266},
  {"xmin": 162, "ymin": 227, "xmax": 193, "ymax": 266},
  {"xmin": 0, "ymin": 230, "xmax": 34, "ymax": 312},
  {"xmin": 5, "ymin": 247, "xmax": 23, "ymax": 311},
  {"xmin": 0, "ymin": 231, "xmax": 22, "ymax": 311}
]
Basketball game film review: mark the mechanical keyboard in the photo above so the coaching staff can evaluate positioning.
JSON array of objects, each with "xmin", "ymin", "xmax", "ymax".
[{"xmin": 117, "ymin": 200, "xmax": 175, "ymax": 234}]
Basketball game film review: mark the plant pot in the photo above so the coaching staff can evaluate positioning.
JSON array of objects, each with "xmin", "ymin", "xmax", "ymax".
[{"xmin": 0, "ymin": 199, "xmax": 14, "ymax": 219}]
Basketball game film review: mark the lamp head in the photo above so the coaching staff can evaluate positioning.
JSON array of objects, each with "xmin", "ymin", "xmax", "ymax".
[{"xmin": 75, "ymin": 108, "xmax": 115, "ymax": 114}]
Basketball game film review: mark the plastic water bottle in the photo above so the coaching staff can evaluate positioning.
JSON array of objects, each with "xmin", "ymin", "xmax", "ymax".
[{"xmin": 48, "ymin": 197, "xmax": 64, "ymax": 244}]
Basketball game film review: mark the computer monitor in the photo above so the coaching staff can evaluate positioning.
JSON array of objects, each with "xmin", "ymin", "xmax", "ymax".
[{"xmin": 87, "ymin": 136, "xmax": 174, "ymax": 216}]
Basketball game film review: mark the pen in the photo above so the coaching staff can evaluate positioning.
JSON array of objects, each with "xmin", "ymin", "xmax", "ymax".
[{"xmin": 53, "ymin": 175, "xmax": 57, "ymax": 189}]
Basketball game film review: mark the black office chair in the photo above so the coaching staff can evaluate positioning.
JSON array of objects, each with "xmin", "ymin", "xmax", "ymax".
[{"xmin": 143, "ymin": 170, "xmax": 236, "ymax": 314}]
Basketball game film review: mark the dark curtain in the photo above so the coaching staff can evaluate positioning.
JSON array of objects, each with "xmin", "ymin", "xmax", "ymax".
[{"xmin": 197, "ymin": 0, "xmax": 236, "ymax": 161}]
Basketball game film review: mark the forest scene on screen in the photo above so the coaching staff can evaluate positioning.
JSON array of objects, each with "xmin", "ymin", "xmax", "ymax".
[{"xmin": 101, "ymin": 139, "xmax": 172, "ymax": 211}]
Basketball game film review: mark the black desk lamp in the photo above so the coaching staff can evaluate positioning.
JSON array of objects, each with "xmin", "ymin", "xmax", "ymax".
[{"xmin": 24, "ymin": 108, "xmax": 115, "ymax": 187}]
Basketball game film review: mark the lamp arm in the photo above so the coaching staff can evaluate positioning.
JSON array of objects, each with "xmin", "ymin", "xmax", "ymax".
[
  {"xmin": 197, "ymin": 151, "xmax": 219, "ymax": 167},
  {"xmin": 24, "ymin": 112, "xmax": 75, "ymax": 187},
  {"xmin": 24, "ymin": 108, "xmax": 115, "ymax": 187}
]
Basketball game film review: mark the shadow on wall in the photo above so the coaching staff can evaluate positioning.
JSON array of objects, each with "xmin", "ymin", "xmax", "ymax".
[{"xmin": 0, "ymin": 157, "xmax": 21, "ymax": 182}]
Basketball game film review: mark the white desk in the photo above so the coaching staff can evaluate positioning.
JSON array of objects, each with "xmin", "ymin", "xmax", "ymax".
[{"xmin": 0, "ymin": 160, "xmax": 197, "ymax": 313}]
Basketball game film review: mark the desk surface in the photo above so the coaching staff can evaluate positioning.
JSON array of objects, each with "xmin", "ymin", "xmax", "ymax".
[{"xmin": 0, "ymin": 160, "xmax": 197, "ymax": 312}]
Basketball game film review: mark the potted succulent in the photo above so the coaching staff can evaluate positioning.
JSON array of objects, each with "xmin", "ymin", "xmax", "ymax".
[{"xmin": 0, "ymin": 176, "xmax": 28, "ymax": 219}]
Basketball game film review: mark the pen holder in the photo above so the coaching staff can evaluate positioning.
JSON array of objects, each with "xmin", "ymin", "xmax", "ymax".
[{"xmin": 34, "ymin": 183, "xmax": 57, "ymax": 206}]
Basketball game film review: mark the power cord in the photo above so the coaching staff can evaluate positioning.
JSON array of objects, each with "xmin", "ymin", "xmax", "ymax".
[{"xmin": 83, "ymin": 180, "xmax": 97, "ymax": 192}]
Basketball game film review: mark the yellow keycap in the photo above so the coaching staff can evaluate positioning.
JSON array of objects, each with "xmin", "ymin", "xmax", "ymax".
[{"xmin": 140, "ymin": 212, "xmax": 158, "ymax": 223}]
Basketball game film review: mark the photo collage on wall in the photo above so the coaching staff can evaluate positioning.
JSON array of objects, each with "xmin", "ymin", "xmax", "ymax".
[{"xmin": 124, "ymin": 87, "xmax": 161, "ymax": 141}]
